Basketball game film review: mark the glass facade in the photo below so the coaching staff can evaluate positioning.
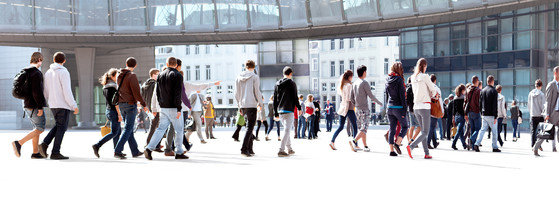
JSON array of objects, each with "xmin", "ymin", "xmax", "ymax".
[{"xmin": 400, "ymin": 4, "xmax": 559, "ymax": 129}]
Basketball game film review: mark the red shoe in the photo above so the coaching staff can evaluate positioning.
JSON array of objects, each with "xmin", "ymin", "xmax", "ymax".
[
  {"xmin": 406, "ymin": 145, "xmax": 413, "ymax": 159},
  {"xmin": 424, "ymin": 155, "xmax": 432, "ymax": 159}
]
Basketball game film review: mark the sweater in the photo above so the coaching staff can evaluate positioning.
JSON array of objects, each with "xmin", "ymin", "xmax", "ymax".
[
  {"xmin": 117, "ymin": 69, "xmax": 147, "ymax": 107},
  {"xmin": 23, "ymin": 65, "xmax": 47, "ymax": 109},
  {"xmin": 103, "ymin": 81, "xmax": 118, "ymax": 111},
  {"xmin": 43, "ymin": 63, "xmax": 78, "ymax": 110},
  {"xmin": 479, "ymin": 85, "xmax": 498, "ymax": 118},
  {"xmin": 384, "ymin": 75, "xmax": 405, "ymax": 109},
  {"xmin": 273, "ymin": 78, "xmax": 301, "ymax": 117},
  {"xmin": 410, "ymin": 73, "xmax": 437, "ymax": 110},
  {"xmin": 497, "ymin": 93, "xmax": 507, "ymax": 119},
  {"xmin": 337, "ymin": 83, "xmax": 354, "ymax": 117},
  {"xmin": 235, "ymin": 71, "xmax": 264, "ymax": 108},
  {"xmin": 465, "ymin": 85, "xmax": 481, "ymax": 114},
  {"xmin": 528, "ymin": 88, "xmax": 545, "ymax": 117},
  {"xmin": 352, "ymin": 78, "xmax": 382, "ymax": 111}
]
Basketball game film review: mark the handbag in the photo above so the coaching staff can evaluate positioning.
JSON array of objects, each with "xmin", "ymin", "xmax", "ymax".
[
  {"xmin": 112, "ymin": 71, "xmax": 129, "ymax": 106},
  {"xmin": 516, "ymin": 107, "xmax": 523, "ymax": 124},
  {"xmin": 100, "ymin": 120, "xmax": 111, "ymax": 137},
  {"xmin": 451, "ymin": 127, "xmax": 457, "ymax": 137},
  {"xmin": 430, "ymin": 98, "xmax": 444, "ymax": 118},
  {"xmin": 536, "ymin": 122, "xmax": 556, "ymax": 140}
]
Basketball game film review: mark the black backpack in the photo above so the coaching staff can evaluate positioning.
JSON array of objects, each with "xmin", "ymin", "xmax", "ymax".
[
  {"xmin": 406, "ymin": 84, "xmax": 414, "ymax": 109},
  {"xmin": 12, "ymin": 68, "xmax": 31, "ymax": 100}
]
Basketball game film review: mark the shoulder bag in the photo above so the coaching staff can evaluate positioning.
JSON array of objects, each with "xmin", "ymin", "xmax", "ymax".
[{"xmin": 112, "ymin": 71, "xmax": 129, "ymax": 106}]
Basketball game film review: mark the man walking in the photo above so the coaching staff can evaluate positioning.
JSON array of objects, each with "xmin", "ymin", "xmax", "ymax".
[
  {"xmin": 235, "ymin": 60, "xmax": 264, "ymax": 157},
  {"xmin": 351, "ymin": 65, "xmax": 383, "ymax": 152},
  {"xmin": 534, "ymin": 66, "xmax": 559, "ymax": 156},
  {"xmin": 12, "ymin": 52, "xmax": 47, "ymax": 159},
  {"xmin": 473, "ymin": 75, "xmax": 501, "ymax": 152},
  {"xmin": 143, "ymin": 68, "xmax": 163, "ymax": 152},
  {"xmin": 528, "ymin": 79, "xmax": 548, "ymax": 149},
  {"xmin": 38, "ymin": 52, "xmax": 79, "ymax": 160},
  {"xmin": 297, "ymin": 94, "xmax": 306, "ymax": 138},
  {"xmin": 325, "ymin": 100, "xmax": 335, "ymax": 132},
  {"xmin": 188, "ymin": 91, "xmax": 208, "ymax": 144},
  {"xmin": 273, "ymin": 67, "xmax": 302, "ymax": 157},
  {"xmin": 145, "ymin": 57, "xmax": 188, "ymax": 160},
  {"xmin": 466, "ymin": 76, "xmax": 483, "ymax": 149}
]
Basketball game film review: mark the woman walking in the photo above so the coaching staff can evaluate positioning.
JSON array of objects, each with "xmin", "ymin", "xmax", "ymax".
[
  {"xmin": 255, "ymin": 96, "xmax": 268, "ymax": 141},
  {"xmin": 92, "ymin": 68, "xmax": 123, "ymax": 158},
  {"xmin": 451, "ymin": 84, "xmax": 468, "ymax": 150},
  {"xmin": 406, "ymin": 58, "xmax": 438, "ymax": 159},
  {"xmin": 329, "ymin": 70, "xmax": 358, "ymax": 150},
  {"xmin": 203, "ymin": 95, "xmax": 217, "ymax": 139},
  {"xmin": 265, "ymin": 96, "xmax": 281, "ymax": 141},
  {"xmin": 386, "ymin": 62, "xmax": 408, "ymax": 156},
  {"xmin": 510, "ymin": 100, "xmax": 521, "ymax": 142},
  {"xmin": 304, "ymin": 95, "xmax": 316, "ymax": 140}
]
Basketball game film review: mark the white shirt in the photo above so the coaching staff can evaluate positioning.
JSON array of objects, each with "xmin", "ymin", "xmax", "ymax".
[{"xmin": 193, "ymin": 93, "xmax": 203, "ymax": 112}]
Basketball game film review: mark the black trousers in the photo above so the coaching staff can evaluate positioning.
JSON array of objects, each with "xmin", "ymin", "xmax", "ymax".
[
  {"xmin": 446, "ymin": 116, "xmax": 452, "ymax": 139},
  {"xmin": 314, "ymin": 114, "xmax": 320, "ymax": 137},
  {"xmin": 232, "ymin": 124, "xmax": 243, "ymax": 140},
  {"xmin": 42, "ymin": 108, "xmax": 70, "ymax": 154},
  {"xmin": 146, "ymin": 114, "xmax": 161, "ymax": 148},
  {"xmin": 531, "ymin": 116, "xmax": 545, "ymax": 147},
  {"xmin": 240, "ymin": 108, "xmax": 257, "ymax": 154},
  {"xmin": 255, "ymin": 120, "xmax": 268, "ymax": 138}
]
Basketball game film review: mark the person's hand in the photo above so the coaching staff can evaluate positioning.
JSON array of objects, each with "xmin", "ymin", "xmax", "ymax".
[
  {"xmin": 546, "ymin": 116, "xmax": 550, "ymax": 121},
  {"xmin": 153, "ymin": 112, "xmax": 158, "ymax": 117},
  {"xmin": 143, "ymin": 107, "xmax": 149, "ymax": 113},
  {"xmin": 177, "ymin": 112, "xmax": 181, "ymax": 119},
  {"xmin": 494, "ymin": 119, "xmax": 497, "ymax": 125},
  {"xmin": 465, "ymin": 115, "xmax": 468, "ymax": 121},
  {"xmin": 37, "ymin": 109, "xmax": 44, "ymax": 117},
  {"xmin": 188, "ymin": 114, "xmax": 192, "ymax": 119},
  {"xmin": 298, "ymin": 110, "xmax": 303, "ymax": 116},
  {"xmin": 275, "ymin": 116, "xmax": 280, "ymax": 121},
  {"xmin": 118, "ymin": 115, "xmax": 123, "ymax": 122},
  {"xmin": 73, "ymin": 108, "xmax": 79, "ymax": 115},
  {"xmin": 239, "ymin": 109, "xmax": 243, "ymax": 115},
  {"xmin": 215, "ymin": 81, "xmax": 221, "ymax": 86}
]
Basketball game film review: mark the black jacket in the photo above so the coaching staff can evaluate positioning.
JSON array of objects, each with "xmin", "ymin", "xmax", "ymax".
[
  {"xmin": 23, "ymin": 66, "xmax": 47, "ymax": 109},
  {"xmin": 141, "ymin": 78, "xmax": 156, "ymax": 111},
  {"xmin": 406, "ymin": 83, "xmax": 414, "ymax": 113},
  {"xmin": 385, "ymin": 75, "xmax": 406, "ymax": 109},
  {"xmin": 480, "ymin": 85, "xmax": 498, "ymax": 118},
  {"xmin": 103, "ymin": 84, "xmax": 117, "ymax": 111},
  {"xmin": 453, "ymin": 98, "xmax": 465, "ymax": 116},
  {"xmin": 273, "ymin": 78, "xmax": 301, "ymax": 117},
  {"xmin": 156, "ymin": 68, "xmax": 183, "ymax": 112}
]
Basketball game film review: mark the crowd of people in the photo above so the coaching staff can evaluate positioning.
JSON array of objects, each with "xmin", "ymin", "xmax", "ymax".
[{"xmin": 9, "ymin": 52, "xmax": 559, "ymax": 160}]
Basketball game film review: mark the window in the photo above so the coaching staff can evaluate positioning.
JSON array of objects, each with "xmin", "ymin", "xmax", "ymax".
[
  {"xmin": 195, "ymin": 45, "xmax": 200, "ymax": 54},
  {"xmin": 330, "ymin": 61, "xmax": 335, "ymax": 77},
  {"xmin": 205, "ymin": 65, "xmax": 211, "ymax": 80},
  {"xmin": 241, "ymin": 64, "xmax": 246, "ymax": 72},
  {"xmin": 339, "ymin": 60, "xmax": 345, "ymax": 75},
  {"xmin": 349, "ymin": 38, "xmax": 355, "ymax": 48},
  {"xmin": 218, "ymin": 99, "xmax": 223, "ymax": 104},
  {"xmin": 331, "ymin": 96, "xmax": 336, "ymax": 102},
  {"xmin": 185, "ymin": 45, "xmax": 190, "ymax": 55},
  {"xmin": 323, "ymin": 96, "xmax": 327, "ymax": 102},
  {"xmin": 384, "ymin": 58, "xmax": 389, "ymax": 75},
  {"xmin": 340, "ymin": 39, "xmax": 344, "ymax": 49},
  {"xmin": 349, "ymin": 60, "xmax": 354, "ymax": 72},
  {"xmin": 229, "ymin": 99, "xmax": 234, "ymax": 105},
  {"xmin": 313, "ymin": 78, "xmax": 319, "ymax": 91},
  {"xmin": 330, "ymin": 39, "xmax": 335, "ymax": 50},
  {"xmin": 322, "ymin": 83, "xmax": 327, "ymax": 91},
  {"xmin": 158, "ymin": 47, "xmax": 173, "ymax": 54},
  {"xmin": 206, "ymin": 88, "xmax": 212, "ymax": 94},
  {"xmin": 228, "ymin": 85, "xmax": 233, "ymax": 94},
  {"xmin": 195, "ymin": 65, "xmax": 200, "ymax": 80},
  {"xmin": 370, "ymin": 82, "xmax": 376, "ymax": 91},
  {"xmin": 185, "ymin": 66, "xmax": 191, "ymax": 81},
  {"xmin": 385, "ymin": 37, "xmax": 390, "ymax": 46},
  {"xmin": 330, "ymin": 83, "xmax": 336, "ymax": 92},
  {"xmin": 311, "ymin": 58, "xmax": 319, "ymax": 71},
  {"xmin": 206, "ymin": 45, "xmax": 211, "ymax": 54},
  {"xmin": 217, "ymin": 86, "xmax": 222, "ymax": 94}
]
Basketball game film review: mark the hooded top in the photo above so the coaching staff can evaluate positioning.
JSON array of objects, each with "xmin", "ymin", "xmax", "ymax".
[
  {"xmin": 385, "ymin": 74, "xmax": 406, "ymax": 109},
  {"xmin": 235, "ymin": 71, "xmax": 264, "ymax": 109},
  {"xmin": 23, "ymin": 65, "xmax": 47, "ymax": 109},
  {"xmin": 273, "ymin": 77, "xmax": 301, "ymax": 117},
  {"xmin": 528, "ymin": 88, "xmax": 545, "ymax": 117},
  {"xmin": 44, "ymin": 63, "xmax": 78, "ymax": 110},
  {"xmin": 465, "ymin": 84, "xmax": 481, "ymax": 114},
  {"xmin": 141, "ymin": 78, "xmax": 156, "ymax": 111},
  {"xmin": 410, "ymin": 73, "xmax": 437, "ymax": 110},
  {"xmin": 497, "ymin": 93, "xmax": 507, "ymax": 118},
  {"xmin": 103, "ymin": 81, "xmax": 118, "ymax": 111}
]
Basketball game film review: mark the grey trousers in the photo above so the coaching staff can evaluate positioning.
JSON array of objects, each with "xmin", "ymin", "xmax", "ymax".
[
  {"xmin": 205, "ymin": 118, "xmax": 215, "ymax": 139},
  {"xmin": 186, "ymin": 111, "xmax": 205, "ymax": 141},
  {"xmin": 279, "ymin": 113, "xmax": 294, "ymax": 152},
  {"xmin": 533, "ymin": 126, "xmax": 558, "ymax": 152},
  {"xmin": 410, "ymin": 109, "xmax": 431, "ymax": 155}
]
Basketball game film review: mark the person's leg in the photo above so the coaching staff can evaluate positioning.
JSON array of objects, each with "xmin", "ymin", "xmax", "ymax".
[
  {"xmin": 266, "ymin": 117, "xmax": 274, "ymax": 136},
  {"xmin": 497, "ymin": 118, "xmax": 503, "ymax": 146},
  {"xmin": 115, "ymin": 104, "xmax": 137, "ymax": 155},
  {"xmin": 428, "ymin": 117, "xmax": 437, "ymax": 147},
  {"xmin": 206, "ymin": 118, "xmax": 211, "ymax": 139},
  {"xmin": 387, "ymin": 110, "xmax": 398, "ymax": 151},
  {"xmin": 263, "ymin": 121, "xmax": 268, "ymax": 135},
  {"xmin": 192, "ymin": 112, "xmax": 205, "ymax": 142},
  {"xmin": 410, "ymin": 109, "xmax": 430, "ymax": 156},
  {"xmin": 469, "ymin": 113, "xmax": 480, "ymax": 147},
  {"xmin": 232, "ymin": 125, "xmax": 241, "ymax": 140},
  {"xmin": 275, "ymin": 121, "xmax": 281, "ymax": 138},
  {"xmin": 489, "ymin": 117, "xmax": 499, "ymax": 149},
  {"xmin": 395, "ymin": 109, "xmax": 408, "ymax": 144},
  {"xmin": 146, "ymin": 114, "xmax": 160, "ymax": 145},
  {"xmin": 41, "ymin": 109, "xmax": 60, "ymax": 151},
  {"xmin": 280, "ymin": 114, "xmax": 294, "ymax": 152},
  {"xmin": 293, "ymin": 117, "xmax": 298, "ymax": 138},
  {"xmin": 168, "ymin": 111, "xmax": 185, "ymax": 155},
  {"xmin": 437, "ymin": 118, "xmax": 443, "ymax": 140},
  {"xmin": 51, "ymin": 109, "xmax": 70, "ymax": 155},
  {"xmin": 146, "ymin": 109, "xmax": 171, "ymax": 151},
  {"xmin": 347, "ymin": 110, "xmax": 358, "ymax": 138},
  {"xmin": 512, "ymin": 120, "xmax": 518, "ymax": 138},
  {"xmin": 297, "ymin": 117, "xmax": 302, "ymax": 138},
  {"xmin": 331, "ymin": 115, "xmax": 347, "ymax": 143},
  {"xmin": 241, "ymin": 108, "xmax": 257, "ymax": 154},
  {"xmin": 255, "ymin": 121, "xmax": 262, "ymax": 138},
  {"xmin": 96, "ymin": 109, "xmax": 119, "ymax": 148},
  {"xmin": 165, "ymin": 125, "xmax": 176, "ymax": 153},
  {"xmin": 208, "ymin": 118, "xmax": 215, "ymax": 138},
  {"xmin": 19, "ymin": 108, "xmax": 46, "ymax": 154},
  {"xmin": 446, "ymin": 116, "xmax": 452, "ymax": 140},
  {"xmin": 475, "ymin": 116, "xmax": 489, "ymax": 146}
]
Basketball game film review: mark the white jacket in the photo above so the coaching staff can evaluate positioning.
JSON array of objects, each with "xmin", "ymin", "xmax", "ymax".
[
  {"xmin": 43, "ymin": 63, "xmax": 77, "ymax": 110},
  {"xmin": 497, "ymin": 93, "xmax": 507, "ymax": 118},
  {"xmin": 431, "ymin": 84, "xmax": 444, "ymax": 117},
  {"xmin": 410, "ymin": 73, "xmax": 437, "ymax": 110},
  {"xmin": 337, "ymin": 83, "xmax": 352, "ymax": 117}
]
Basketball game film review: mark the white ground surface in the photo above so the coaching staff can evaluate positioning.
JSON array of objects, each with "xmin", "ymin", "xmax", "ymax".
[{"xmin": 1, "ymin": 125, "xmax": 558, "ymax": 198}]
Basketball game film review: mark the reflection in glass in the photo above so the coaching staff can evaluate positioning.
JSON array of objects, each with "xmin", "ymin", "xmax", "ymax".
[
  {"xmin": 309, "ymin": 0, "xmax": 342, "ymax": 26},
  {"xmin": 216, "ymin": 0, "xmax": 247, "ymax": 31},
  {"xmin": 35, "ymin": 0, "xmax": 72, "ymax": 32},
  {"xmin": 515, "ymin": 31, "xmax": 531, "ymax": 50},
  {"xmin": 0, "ymin": 0, "xmax": 33, "ymax": 32},
  {"xmin": 501, "ymin": 33, "xmax": 513, "ymax": 51},
  {"xmin": 112, "ymin": 0, "xmax": 146, "ymax": 32},
  {"xmin": 249, "ymin": 0, "xmax": 279, "ymax": 30},
  {"xmin": 149, "ymin": 0, "xmax": 181, "ymax": 33},
  {"xmin": 403, "ymin": 44, "xmax": 418, "ymax": 59},
  {"xmin": 436, "ymin": 41, "xmax": 449, "ymax": 56},
  {"xmin": 421, "ymin": 42, "xmax": 434, "ymax": 57},
  {"xmin": 183, "ymin": 0, "xmax": 215, "ymax": 32},
  {"xmin": 279, "ymin": 0, "xmax": 308, "ymax": 28},
  {"xmin": 75, "ymin": 0, "xmax": 109, "ymax": 32},
  {"xmin": 343, "ymin": 0, "xmax": 378, "ymax": 23},
  {"xmin": 420, "ymin": 29, "xmax": 434, "ymax": 42},
  {"xmin": 380, "ymin": 0, "xmax": 413, "ymax": 19},
  {"xmin": 416, "ymin": 0, "xmax": 449, "ymax": 14},
  {"xmin": 469, "ymin": 37, "xmax": 482, "ymax": 54}
]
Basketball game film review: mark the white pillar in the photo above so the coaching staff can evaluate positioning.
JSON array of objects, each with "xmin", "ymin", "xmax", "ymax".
[{"xmin": 75, "ymin": 48, "xmax": 96, "ymax": 128}]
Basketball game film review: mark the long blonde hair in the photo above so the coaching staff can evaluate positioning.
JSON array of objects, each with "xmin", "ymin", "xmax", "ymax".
[
  {"xmin": 339, "ymin": 70, "xmax": 353, "ymax": 92},
  {"xmin": 414, "ymin": 58, "xmax": 427, "ymax": 77},
  {"xmin": 99, "ymin": 68, "xmax": 118, "ymax": 85}
]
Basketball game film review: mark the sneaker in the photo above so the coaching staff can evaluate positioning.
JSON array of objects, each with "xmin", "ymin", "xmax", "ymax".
[
  {"xmin": 492, "ymin": 148, "xmax": 501, "ymax": 153},
  {"xmin": 31, "ymin": 153, "xmax": 45, "ymax": 159},
  {"xmin": 241, "ymin": 152, "xmax": 253, "ymax": 157},
  {"xmin": 38, "ymin": 143, "xmax": 48, "ymax": 158},
  {"xmin": 474, "ymin": 145, "xmax": 480, "ymax": 152},
  {"xmin": 265, "ymin": 137, "xmax": 271, "ymax": 141},
  {"xmin": 424, "ymin": 155, "xmax": 433, "ymax": 159},
  {"xmin": 50, "ymin": 153, "xmax": 69, "ymax": 160},
  {"xmin": 201, "ymin": 140, "xmax": 207, "ymax": 144},
  {"xmin": 164, "ymin": 151, "xmax": 175, "ymax": 156},
  {"xmin": 278, "ymin": 151, "xmax": 289, "ymax": 157},
  {"xmin": 394, "ymin": 144, "xmax": 402, "ymax": 155},
  {"xmin": 145, "ymin": 149, "xmax": 153, "ymax": 160},
  {"xmin": 92, "ymin": 144, "xmax": 100, "ymax": 158},
  {"xmin": 390, "ymin": 151, "xmax": 398, "ymax": 156},
  {"xmin": 288, "ymin": 149, "xmax": 296, "ymax": 155},
  {"xmin": 12, "ymin": 141, "xmax": 21, "ymax": 158},
  {"xmin": 406, "ymin": 145, "xmax": 413, "ymax": 159},
  {"xmin": 175, "ymin": 154, "xmax": 189, "ymax": 159},
  {"xmin": 364, "ymin": 146, "xmax": 371, "ymax": 152},
  {"xmin": 329, "ymin": 143, "xmax": 337, "ymax": 150},
  {"xmin": 133, "ymin": 152, "xmax": 144, "ymax": 158},
  {"xmin": 533, "ymin": 149, "xmax": 540, "ymax": 157},
  {"xmin": 349, "ymin": 141, "xmax": 357, "ymax": 152},
  {"xmin": 114, "ymin": 153, "xmax": 126, "ymax": 159},
  {"xmin": 255, "ymin": 137, "xmax": 260, "ymax": 141}
]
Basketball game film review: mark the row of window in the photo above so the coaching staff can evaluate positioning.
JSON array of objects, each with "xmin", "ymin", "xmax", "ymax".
[
  {"xmin": 329, "ymin": 60, "xmax": 355, "ymax": 77},
  {"xmin": 183, "ymin": 65, "xmax": 211, "ymax": 81},
  {"xmin": 320, "ymin": 81, "xmax": 376, "ymax": 92},
  {"xmin": 329, "ymin": 38, "xmax": 391, "ymax": 50}
]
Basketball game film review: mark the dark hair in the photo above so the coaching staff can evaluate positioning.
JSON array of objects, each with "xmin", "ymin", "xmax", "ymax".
[
  {"xmin": 53, "ymin": 52, "xmax": 65, "ymax": 64},
  {"xmin": 471, "ymin": 75, "xmax": 479, "ymax": 84},
  {"xmin": 167, "ymin": 57, "xmax": 177, "ymax": 67},
  {"xmin": 339, "ymin": 70, "xmax": 353, "ymax": 91},
  {"xmin": 177, "ymin": 59, "xmax": 182, "ymax": 67},
  {"xmin": 246, "ymin": 60, "xmax": 255, "ymax": 69},
  {"xmin": 455, "ymin": 84, "xmax": 466, "ymax": 97},
  {"xmin": 283, "ymin": 66, "xmax": 293, "ymax": 76},
  {"xmin": 535, "ymin": 79, "xmax": 543, "ymax": 88},
  {"xmin": 99, "ymin": 68, "xmax": 118, "ymax": 86},
  {"xmin": 496, "ymin": 85, "xmax": 502, "ymax": 92},
  {"xmin": 487, "ymin": 75, "xmax": 495, "ymax": 84},
  {"xmin": 430, "ymin": 74, "xmax": 437, "ymax": 83},
  {"xmin": 126, "ymin": 57, "xmax": 137, "ymax": 68},
  {"xmin": 407, "ymin": 76, "xmax": 411, "ymax": 84},
  {"xmin": 357, "ymin": 65, "xmax": 367, "ymax": 77},
  {"xmin": 149, "ymin": 68, "xmax": 159, "ymax": 77},
  {"xmin": 414, "ymin": 58, "xmax": 427, "ymax": 77},
  {"xmin": 555, "ymin": 66, "xmax": 559, "ymax": 74},
  {"xmin": 390, "ymin": 62, "xmax": 403, "ymax": 77},
  {"xmin": 30, "ymin": 52, "xmax": 43, "ymax": 64}
]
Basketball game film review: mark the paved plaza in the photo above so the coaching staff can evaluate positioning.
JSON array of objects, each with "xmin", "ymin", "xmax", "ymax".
[{"xmin": 1, "ymin": 125, "xmax": 557, "ymax": 198}]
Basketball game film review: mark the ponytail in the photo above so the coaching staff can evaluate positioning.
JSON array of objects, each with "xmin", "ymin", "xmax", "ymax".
[{"xmin": 99, "ymin": 68, "xmax": 118, "ymax": 85}]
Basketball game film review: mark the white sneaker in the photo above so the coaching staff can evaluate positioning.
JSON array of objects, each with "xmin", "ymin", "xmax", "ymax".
[
  {"xmin": 349, "ymin": 141, "xmax": 357, "ymax": 152},
  {"xmin": 364, "ymin": 147, "xmax": 371, "ymax": 152}
]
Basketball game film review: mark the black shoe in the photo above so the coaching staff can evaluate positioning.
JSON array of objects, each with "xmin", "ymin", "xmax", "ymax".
[
  {"xmin": 492, "ymin": 148, "xmax": 501, "ymax": 153},
  {"xmin": 31, "ymin": 153, "xmax": 45, "ymax": 159},
  {"xmin": 92, "ymin": 144, "xmax": 100, "ymax": 158},
  {"xmin": 249, "ymin": 150, "xmax": 255, "ymax": 155},
  {"xmin": 175, "ymin": 154, "xmax": 189, "ymax": 159},
  {"xmin": 145, "ymin": 149, "xmax": 153, "ymax": 160},
  {"xmin": 210, "ymin": 137, "xmax": 217, "ymax": 139},
  {"xmin": 133, "ymin": 152, "xmax": 144, "ymax": 158},
  {"xmin": 394, "ymin": 144, "xmax": 402, "ymax": 155},
  {"xmin": 278, "ymin": 151, "xmax": 289, "ymax": 157},
  {"xmin": 434, "ymin": 142, "xmax": 439, "ymax": 149},
  {"xmin": 389, "ymin": 152, "xmax": 398, "ymax": 156},
  {"xmin": 474, "ymin": 145, "xmax": 480, "ymax": 152},
  {"xmin": 241, "ymin": 152, "xmax": 253, "ymax": 157},
  {"xmin": 50, "ymin": 153, "xmax": 69, "ymax": 160},
  {"xmin": 428, "ymin": 145, "xmax": 434, "ymax": 149},
  {"xmin": 12, "ymin": 141, "xmax": 21, "ymax": 158},
  {"xmin": 114, "ymin": 153, "xmax": 126, "ymax": 159},
  {"xmin": 452, "ymin": 146, "xmax": 458, "ymax": 150},
  {"xmin": 38, "ymin": 143, "xmax": 48, "ymax": 158},
  {"xmin": 154, "ymin": 148, "xmax": 164, "ymax": 153}
]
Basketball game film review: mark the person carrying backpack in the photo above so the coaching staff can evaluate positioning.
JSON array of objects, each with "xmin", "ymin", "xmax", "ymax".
[{"xmin": 12, "ymin": 52, "xmax": 48, "ymax": 159}]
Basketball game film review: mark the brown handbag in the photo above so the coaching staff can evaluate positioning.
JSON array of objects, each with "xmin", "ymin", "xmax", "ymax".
[{"xmin": 431, "ymin": 98, "xmax": 444, "ymax": 118}]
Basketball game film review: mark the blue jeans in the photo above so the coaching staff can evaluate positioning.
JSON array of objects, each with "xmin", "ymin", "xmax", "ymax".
[
  {"xmin": 387, "ymin": 108, "xmax": 408, "ymax": 144},
  {"xmin": 428, "ymin": 117, "xmax": 438, "ymax": 146},
  {"xmin": 326, "ymin": 115, "xmax": 333, "ymax": 131},
  {"xmin": 267, "ymin": 116, "xmax": 281, "ymax": 137},
  {"xmin": 96, "ymin": 109, "xmax": 121, "ymax": 148},
  {"xmin": 297, "ymin": 117, "xmax": 307, "ymax": 138},
  {"xmin": 307, "ymin": 115, "xmax": 315, "ymax": 139},
  {"xmin": 146, "ymin": 108, "xmax": 185, "ymax": 154},
  {"xmin": 331, "ymin": 110, "xmax": 357, "ymax": 143},
  {"xmin": 42, "ymin": 108, "xmax": 70, "ymax": 154},
  {"xmin": 512, "ymin": 119, "xmax": 519, "ymax": 138},
  {"xmin": 114, "ymin": 103, "xmax": 141, "ymax": 156},
  {"xmin": 475, "ymin": 116, "xmax": 499, "ymax": 149},
  {"xmin": 468, "ymin": 112, "xmax": 482, "ymax": 147},
  {"xmin": 437, "ymin": 118, "xmax": 443, "ymax": 139},
  {"xmin": 452, "ymin": 115, "xmax": 467, "ymax": 148}
]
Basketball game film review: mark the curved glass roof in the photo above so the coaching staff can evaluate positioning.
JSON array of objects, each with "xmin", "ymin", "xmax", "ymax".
[{"xmin": 0, "ymin": 0, "xmax": 521, "ymax": 34}]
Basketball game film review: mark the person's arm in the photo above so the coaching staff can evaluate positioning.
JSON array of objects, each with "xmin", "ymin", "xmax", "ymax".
[
  {"xmin": 364, "ymin": 82, "xmax": 382, "ymax": 105},
  {"xmin": 235, "ymin": 79, "xmax": 241, "ymax": 109},
  {"xmin": 293, "ymin": 82, "xmax": 301, "ymax": 111},
  {"xmin": 130, "ymin": 74, "xmax": 147, "ymax": 108},
  {"xmin": 350, "ymin": 85, "xmax": 356, "ymax": 107},
  {"xmin": 479, "ymin": 90, "xmax": 484, "ymax": 115},
  {"xmin": 527, "ymin": 93, "xmax": 532, "ymax": 115},
  {"xmin": 173, "ymin": 74, "xmax": 183, "ymax": 112},
  {"xmin": 151, "ymin": 86, "xmax": 160, "ymax": 113},
  {"xmin": 32, "ymin": 72, "xmax": 47, "ymax": 109},
  {"xmin": 253, "ymin": 76, "xmax": 264, "ymax": 108},
  {"xmin": 60, "ymin": 70, "xmax": 78, "ymax": 112},
  {"xmin": 181, "ymin": 84, "xmax": 191, "ymax": 109},
  {"xmin": 546, "ymin": 83, "xmax": 553, "ymax": 121},
  {"xmin": 273, "ymin": 84, "xmax": 279, "ymax": 118},
  {"xmin": 425, "ymin": 76, "xmax": 438, "ymax": 98},
  {"xmin": 398, "ymin": 79, "xmax": 406, "ymax": 110},
  {"xmin": 184, "ymin": 82, "xmax": 213, "ymax": 94}
]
